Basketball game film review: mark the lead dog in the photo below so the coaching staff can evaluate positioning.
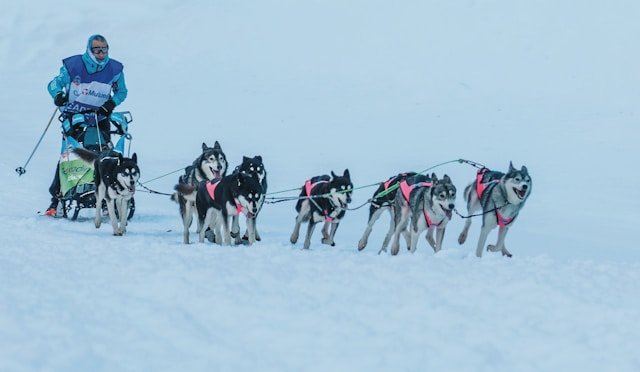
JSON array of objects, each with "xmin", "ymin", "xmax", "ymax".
[
  {"xmin": 73, "ymin": 148, "xmax": 140, "ymax": 236},
  {"xmin": 290, "ymin": 170, "xmax": 353, "ymax": 250},
  {"xmin": 357, "ymin": 172, "xmax": 416, "ymax": 252},
  {"xmin": 457, "ymin": 162, "xmax": 532, "ymax": 257},
  {"xmin": 175, "ymin": 172, "xmax": 263, "ymax": 245},
  {"xmin": 171, "ymin": 141, "xmax": 228, "ymax": 243}
]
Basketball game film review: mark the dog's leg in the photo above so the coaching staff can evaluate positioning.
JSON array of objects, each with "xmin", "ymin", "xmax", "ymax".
[
  {"xmin": 115, "ymin": 198, "xmax": 127, "ymax": 235},
  {"xmin": 433, "ymin": 226, "xmax": 446, "ymax": 253},
  {"xmin": 487, "ymin": 226, "xmax": 512, "ymax": 257},
  {"xmin": 458, "ymin": 183, "xmax": 479, "ymax": 245},
  {"xmin": 390, "ymin": 208, "xmax": 409, "ymax": 256},
  {"xmin": 231, "ymin": 214, "xmax": 241, "ymax": 244},
  {"xmin": 222, "ymin": 214, "xmax": 233, "ymax": 246},
  {"xmin": 254, "ymin": 215, "xmax": 261, "ymax": 242},
  {"xmin": 425, "ymin": 227, "xmax": 437, "ymax": 251},
  {"xmin": 105, "ymin": 199, "xmax": 121, "ymax": 236},
  {"xmin": 246, "ymin": 216, "xmax": 256, "ymax": 245},
  {"xmin": 303, "ymin": 220, "xmax": 318, "ymax": 250},
  {"xmin": 359, "ymin": 206, "xmax": 384, "ymax": 251},
  {"xmin": 182, "ymin": 201, "xmax": 194, "ymax": 244},
  {"xmin": 199, "ymin": 209, "xmax": 214, "ymax": 243},
  {"xmin": 322, "ymin": 221, "xmax": 339, "ymax": 246},
  {"xmin": 290, "ymin": 202, "xmax": 310, "ymax": 244},
  {"xmin": 94, "ymin": 185, "xmax": 105, "ymax": 229},
  {"xmin": 475, "ymin": 225, "xmax": 492, "ymax": 258},
  {"xmin": 321, "ymin": 220, "xmax": 332, "ymax": 245},
  {"xmin": 378, "ymin": 208, "xmax": 395, "ymax": 254}
]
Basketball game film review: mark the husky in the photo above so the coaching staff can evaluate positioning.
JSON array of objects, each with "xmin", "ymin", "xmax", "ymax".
[
  {"xmin": 175, "ymin": 172, "xmax": 263, "ymax": 245},
  {"xmin": 411, "ymin": 174, "xmax": 456, "ymax": 253},
  {"xmin": 181, "ymin": 141, "xmax": 228, "ymax": 184},
  {"xmin": 387, "ymin": 174, "xmax": 455, "ymax": 255},
  {"xmin": 171, "ymin": 141, "xmax": 228, "ymax": 243},
  {"xmin": 73, "ymin": 148, "xmax": 140, "ymax": 236},
  {"xmin": 457, "ymin": 162, "xmax": 532, "ymax": 258},
  {"xmin": 231, "ymin": 155, "xmax": 267, "ymax": 243},
  {"xmin": 290, "ymin": 170, "xmax": 353, "ymax": 250},
  {"xmin": 357, "ymin": 172, "xmax": 417, "ymax": 252}
]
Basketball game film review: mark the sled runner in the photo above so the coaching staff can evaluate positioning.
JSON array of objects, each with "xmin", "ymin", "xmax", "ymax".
[{"xmin": 56, "ymin": 110, "xmax": 135, "ymax": 221}]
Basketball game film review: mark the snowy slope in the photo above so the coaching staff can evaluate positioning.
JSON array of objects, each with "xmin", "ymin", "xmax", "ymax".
[{"xmin": 1, "ymin": 1, "xmax": 639, "ymax": 371}]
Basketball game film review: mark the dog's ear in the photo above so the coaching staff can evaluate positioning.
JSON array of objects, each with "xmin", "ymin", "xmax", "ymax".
[
  {"xmin": 214, "ymin": 141, "xmax": 222, "ymax": 150},
  {"xmin": 256, "ymin": 155, "xmax": 262, "ymax": 162},
  {"xmin": 243, "ymin": 156, "xmax": 250, "ymax": 162},
  {"xmin": 521, "ymin": 165, "xmax": 528, "ymax": 175},
  {"xmin": 202, "ymin": 142, "xmax": 209, "ymax": 151},
  {"xmin": 331, "ymin": 171, "xmax": 337, "ymax": 179},
  {"xmin": 442, "ymin": 174, "xmax": 451, "ymax": 183},
  {"xmin": 131, "ymin": 153, "xmax": 137, "ymax": 164},
  {"xmin": 343, "ymin": 169, "xmax": 350, "ymax": 180},
  {"xmin": 431, "ymin": 172, "xmax": 438, "ymax": 181},
  {"xmin": 509, "ymin": 161, "xmax": 516, "ymax": 173}
]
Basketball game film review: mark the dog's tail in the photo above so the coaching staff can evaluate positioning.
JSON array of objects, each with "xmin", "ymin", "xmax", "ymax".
[
  {"xmin": 173, "ymin": 183, "xmax": 197, "ymax": 202},
  {"xmin": 72, "ymin": 148, "xmax": 99, "ymax": 166}
]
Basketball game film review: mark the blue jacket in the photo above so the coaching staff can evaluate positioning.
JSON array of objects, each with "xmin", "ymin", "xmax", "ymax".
[{"xmin": 48, "ymin": 35, "xmax": 128, "ymax": 107}]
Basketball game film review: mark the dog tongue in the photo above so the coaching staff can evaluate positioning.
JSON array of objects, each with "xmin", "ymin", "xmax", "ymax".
[{"xmin": 445, "ymin": 209, "xmax": 452, "ymax": 219}]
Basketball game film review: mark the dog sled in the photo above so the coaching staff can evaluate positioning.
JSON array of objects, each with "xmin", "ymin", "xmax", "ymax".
[{"xmin": 56, "ymin": 110, "xmax": 136, "ymax": 221}]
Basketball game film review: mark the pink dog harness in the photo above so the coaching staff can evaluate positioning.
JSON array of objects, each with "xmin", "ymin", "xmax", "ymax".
[{"xmin": 474, "ymin": 168, "xmax": 514, "ymax": 227}]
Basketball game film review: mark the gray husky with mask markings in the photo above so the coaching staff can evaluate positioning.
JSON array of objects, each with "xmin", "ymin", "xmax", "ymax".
[
  {"xmin": 457, "ymin": 162, "xmax": 532, "ymax": 258},
  {"xmin": 171, "ymin": 141, "xmax": 228, "ymax": 243}
]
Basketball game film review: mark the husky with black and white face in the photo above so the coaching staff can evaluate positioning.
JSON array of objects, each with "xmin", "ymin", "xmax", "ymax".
[
  {"xmin": 290, "ymin": 169, "xmax": 353, "ymax": 250},
  {"xmin": 232, "ymin": 155, "xmax": 268, "ymax": 243},
  {"xmin": 458, "ymin": 162, "xmax": 532, "ymax": 258},
  {"xmin": 73, "ymin": 148, "xmax": 140, "ymax": 236},
  {"xmin": 171, "ymin": 141, "xmax": 228, "ymax": 244},
  {"xmin": 175, "ymin": 172, "xmax": 263, "ymax": 246}
]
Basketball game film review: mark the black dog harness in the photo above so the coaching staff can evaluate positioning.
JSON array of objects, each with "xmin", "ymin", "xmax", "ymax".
[
  {"xmin": 206, "ymin": 179, "xmax": 245, "ymax": 215},
  {"xmin": 304, "ymin": 179, "xmax": 335, "ymax": 221}
]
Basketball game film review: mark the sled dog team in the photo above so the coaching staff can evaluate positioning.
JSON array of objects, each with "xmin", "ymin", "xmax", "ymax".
[{"xmin": 74, "ymin": 141, "xmax": 532, "ymax": 258}]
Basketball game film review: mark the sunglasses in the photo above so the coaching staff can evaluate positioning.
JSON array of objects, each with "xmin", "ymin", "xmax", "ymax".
[{"xmin": 91, "ymin": 46, "xmax": 109, "ymax": 54}]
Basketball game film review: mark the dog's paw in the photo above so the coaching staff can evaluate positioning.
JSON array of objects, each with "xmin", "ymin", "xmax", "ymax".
[
  {"xmin": 458, "ymin": 233, "xmax": 467, "ymax": 245},
  {"xmin": 357, "ymin": 239, "xmax": 367, "ymax": 251},
  {"xmin": 390, "ymin": 244, "xmax": 400, "ymax": 256},
  {"xmin": 321, "ymin": 238, "xmax": 335, "ymax": 246},
  {"xmin": 426, "ymin": 236, "xmax": 437, "ymax": 249},
  {"xmin": 290, "ymin": 234, "xmax": 298, "ymax": 244}
]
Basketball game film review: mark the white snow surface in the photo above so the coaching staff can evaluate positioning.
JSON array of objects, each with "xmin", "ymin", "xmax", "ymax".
[{"xmin": 1, "ymin": 1, "xmax": 640, "ymax": 371}]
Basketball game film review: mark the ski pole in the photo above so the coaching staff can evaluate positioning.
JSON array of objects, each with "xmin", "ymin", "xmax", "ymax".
[{"xmin": 15, "ymin": 107, "xmax": 58, "ymax": 176}]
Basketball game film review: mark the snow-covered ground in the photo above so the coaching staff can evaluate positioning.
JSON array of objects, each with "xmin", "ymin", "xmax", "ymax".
[{"xmin": 1, "ymin": 1, "xmax": 639, "ymax": 371}]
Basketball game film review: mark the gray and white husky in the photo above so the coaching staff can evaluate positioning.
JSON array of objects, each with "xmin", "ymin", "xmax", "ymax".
[
  {"xmin": 73, "ymin": 148, "xmax": 140, "ymax": 236},
  {"xmin": 388, "ymin": 173, "xmax": 456, "ymax": 255},
  {"xmin": 457, "ymin": 162, "xmax": 532, "ymax": 258},
  {"xmin": 171, "ymin": 141, "xmax": 228, "ymax": 243}
]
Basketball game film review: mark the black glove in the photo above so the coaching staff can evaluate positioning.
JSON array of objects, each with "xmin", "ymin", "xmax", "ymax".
[
  {"xmin": 54, "ymin": 92, "xmax": 68, "ymax": 107},
  {"xmin": 98, "ymin": 99, "xmax": 116, "ymax": 116}
]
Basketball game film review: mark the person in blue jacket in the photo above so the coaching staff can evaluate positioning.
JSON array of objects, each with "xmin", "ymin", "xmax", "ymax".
[{"xmin": 45, "ymin": 34, "xmax": 128, "ymax": 217}]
